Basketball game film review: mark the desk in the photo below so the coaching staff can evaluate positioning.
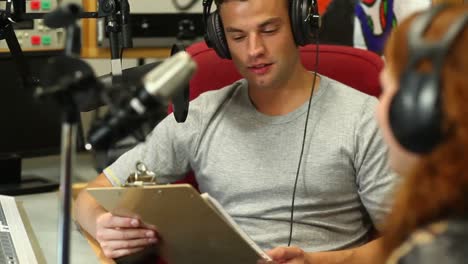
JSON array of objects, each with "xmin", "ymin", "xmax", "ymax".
[
  {"xmin": 16, "ymin": 154, "xmax": 101, "ymax": 264},
  {"xmin": 17, "ymin": 192, "xmax": 99, "ymax": 264}
]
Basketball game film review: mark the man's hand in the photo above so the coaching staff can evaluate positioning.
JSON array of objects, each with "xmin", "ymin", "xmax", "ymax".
[
  {"xmin": 266, "ymin": 246, "xmax": 310, "ymax": 264},
  {"xmin": 95, "ymin": 212, "xmax": 159, "ymax": 259},
  {"xmin": 266, "ymin": 238, "xmax": 385, "ymax": 264}
]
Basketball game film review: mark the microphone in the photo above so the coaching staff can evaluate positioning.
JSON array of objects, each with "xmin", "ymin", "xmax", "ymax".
[
  {"xmin": 43, "ymin": 3, "xmax": 82, "ymax": 28},
  {"xmin": 44, "ymin": 3, "xmax": 82, "ymax": 56},
  {"xmin": 86, "ymin": 51, "xmax": 197, "ymax": 150}
]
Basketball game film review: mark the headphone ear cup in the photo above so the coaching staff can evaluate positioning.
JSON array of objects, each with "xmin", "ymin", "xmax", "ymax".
[
  {"xmin": 205, "ymin": 11, "xmax": 231, "ymax": 59},
  {"xmin": 389, "ymin": 71, "xmax": 443, "ymax": 154},
  {"xmin": 290, "ymin": 0, "xmax": 316, "ymax": 46}
]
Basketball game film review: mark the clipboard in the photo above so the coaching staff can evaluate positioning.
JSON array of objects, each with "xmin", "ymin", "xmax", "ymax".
[{"xmin": 87, "ymin": 184, "xmax": 272, "ymax": 264}]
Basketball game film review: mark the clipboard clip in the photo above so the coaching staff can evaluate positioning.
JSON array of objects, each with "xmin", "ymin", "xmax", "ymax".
[{"xmin": 124, "ymin": 161, "xmax": 158, "ymax": 187}]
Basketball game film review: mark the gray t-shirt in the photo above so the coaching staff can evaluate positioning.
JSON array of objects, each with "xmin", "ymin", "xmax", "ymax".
[{"xmin": 104, "ymin": 75, "xmax": 396, "ymax": 252}]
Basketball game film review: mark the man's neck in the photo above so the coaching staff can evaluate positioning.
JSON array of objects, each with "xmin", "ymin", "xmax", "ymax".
[{"xmin": 248, "ymin": 67, "xmax": 320, "ymax": 116}]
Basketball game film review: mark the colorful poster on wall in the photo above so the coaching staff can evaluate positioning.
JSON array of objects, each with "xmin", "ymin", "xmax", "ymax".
[
  {"xmin": 354, "ymin": 0, "xmax": 431, "ymax": 54},
  {"xmin": 318, "ymin": 0, "xmax": 431, "ymax": 55}
]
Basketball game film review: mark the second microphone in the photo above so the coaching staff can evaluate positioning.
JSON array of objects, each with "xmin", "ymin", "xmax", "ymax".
[{"xmin": 86, "ymin": 51, "xmax": 197, "ymax": 150}]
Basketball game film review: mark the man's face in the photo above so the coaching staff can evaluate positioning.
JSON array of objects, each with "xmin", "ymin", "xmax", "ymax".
[{"xmin": 219, "ymin": 0, "xmax": 300, "ymax": 90}]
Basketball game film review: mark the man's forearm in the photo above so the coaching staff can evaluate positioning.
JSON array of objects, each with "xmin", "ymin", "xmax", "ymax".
[
  {"xmin": 305, "ymin": 238, "xmax": 384, "ymax": 264},
  {"xmin": 74, "ymin": 189, "xmax": 107, "ymax": 239},
  {"xmin": 73, "ymin": 174, "xmax": 112, "ymax": 239}
]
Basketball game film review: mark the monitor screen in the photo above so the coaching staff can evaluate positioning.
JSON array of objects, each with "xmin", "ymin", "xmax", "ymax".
[
  {"xmin": 0, "ymin": 50, "xmax": 81, "ymax": 195},
  {"xmin": 0, "ymin": 51, "xmax": 63, "ymax": 157}
]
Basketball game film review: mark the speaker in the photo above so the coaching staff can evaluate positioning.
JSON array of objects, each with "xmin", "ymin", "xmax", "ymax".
[
  {"xmin": 389, "ymin": 4, "xmax": 468, "ymax": 154},
  {"xmin": 202, "ymin": 0, "xmax": 320, "ymax": 59}
]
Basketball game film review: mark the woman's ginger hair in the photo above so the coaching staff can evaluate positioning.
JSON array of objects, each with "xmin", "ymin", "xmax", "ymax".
[{"xmin": 382, "ymin": 4, "xmax": 468, "ymax": 256}]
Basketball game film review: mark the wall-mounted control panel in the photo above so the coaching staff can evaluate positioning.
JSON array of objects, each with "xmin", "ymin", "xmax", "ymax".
[{"xmin": 0, "ymin": 0, "xmax": 65, "ymax": 52}]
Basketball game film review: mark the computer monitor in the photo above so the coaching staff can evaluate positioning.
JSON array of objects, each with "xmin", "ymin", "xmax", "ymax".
[{"xmin": 0, "ymin": 50, "xmax": 80, "ymax": 195}]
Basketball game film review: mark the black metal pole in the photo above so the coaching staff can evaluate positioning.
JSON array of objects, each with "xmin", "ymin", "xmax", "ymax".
[
  {"xmin": 106, "ymin": 13, "xmax": 123, "ymax": 82},
  {"xmin": 57, "ymin": 109, "xmax": 79, "ymax": 264}
]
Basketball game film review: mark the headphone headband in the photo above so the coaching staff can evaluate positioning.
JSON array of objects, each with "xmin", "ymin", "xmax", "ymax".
[
  {"xmin": 389, "ymin": 5, "xmax": 468, "ymax": 154},
  {"xmin": 202, "ymin": 0, "xmax": 320, "ymax": 59},
  {"xmin": 407, "ymin": 4, "xmax": 468, "ymax": 77}
]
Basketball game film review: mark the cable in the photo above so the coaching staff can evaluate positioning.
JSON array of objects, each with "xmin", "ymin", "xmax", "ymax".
[
  {"xmin": 287, "ymin": 29, "xmax": 320, "ymax": 247},
  {"xmin": 172, "ymin": 0, "xmax": 199, "ymax": 11}
]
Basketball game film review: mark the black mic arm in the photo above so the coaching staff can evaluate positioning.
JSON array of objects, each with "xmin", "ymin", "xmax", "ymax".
[
  {"xmin": 0, "ymin": 0, "xmax": 35, "ymax": 90},
  {"xmin": 97, "ymin": 0, "xmax": 133, "ymax": 80},
  {"xmin": 11, "ymin": 0, "xmax": 25, "ymax": 21},
  {"xmin": 0, "ymin": 14, "xmax": 36, "ymax": 89},
  {"xmin": 120, "ymin": 0, "xmax": 132, "ymax": 48}
]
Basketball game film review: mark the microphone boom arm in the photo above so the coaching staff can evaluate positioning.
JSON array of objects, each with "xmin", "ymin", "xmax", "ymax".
[{"xmin": 0, "ymin": 14, "xmax": 35, "ymax": 90}]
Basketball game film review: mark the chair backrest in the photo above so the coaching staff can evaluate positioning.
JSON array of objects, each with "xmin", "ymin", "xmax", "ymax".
[{"xmin": 186, "ymin": 41, "xmax": 384, "ymax": 99}]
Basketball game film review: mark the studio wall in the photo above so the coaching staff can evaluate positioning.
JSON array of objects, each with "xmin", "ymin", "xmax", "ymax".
[{"xmin": 319, "ymin": 0, "xmax": 436, "ymax": 55}]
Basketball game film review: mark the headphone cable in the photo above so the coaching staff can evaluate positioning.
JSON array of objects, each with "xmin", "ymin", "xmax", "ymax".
[{"xmin": 287, "ymin": 30, "xmax": 320, "ymax": 247}]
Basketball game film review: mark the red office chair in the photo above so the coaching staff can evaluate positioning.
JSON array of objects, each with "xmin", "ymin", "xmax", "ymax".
[
  {"xmin": 187, "ymin": 41, "xmax": 383, "ymax": 99},
  {"xmin": 160, "ymin": 41, "xmax": 384, "ymax": 264}
]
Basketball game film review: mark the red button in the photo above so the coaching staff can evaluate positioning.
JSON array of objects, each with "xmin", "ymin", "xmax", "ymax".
[
  {"xmin": 31, "ymin": 35, "xmax": 41, "ymax": 45},
  {"xmin": 30, "ymin": 1, "xmax": 40, "ymax": 10}
]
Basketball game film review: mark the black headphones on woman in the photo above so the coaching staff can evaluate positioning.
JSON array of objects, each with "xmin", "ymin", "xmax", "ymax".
[
  {"xmin": 389, "ymin": 4, "xmax": 468, "ymax": 154},
  {"xmin": 202, "ymin": 0, "xmax": 321, "ymax": 59}
]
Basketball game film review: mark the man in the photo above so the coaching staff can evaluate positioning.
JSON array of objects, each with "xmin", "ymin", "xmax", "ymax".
[{"xmin": 74, "ymin": 0, "xmax": 395, "ymax": 262}]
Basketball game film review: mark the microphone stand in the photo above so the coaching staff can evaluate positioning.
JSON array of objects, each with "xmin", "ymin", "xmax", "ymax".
[
  {"xmin": 36, "ymin": 5, "xmax": 102, "ymax": 263},
  {"xmin": 56, "ymin": 17, "xmax": 80, "ymax": 264},
  {"xmin": 57, "ymin": 97, "xmax": 79, "ymax": 264},
  {"xmin": 98, "ymin": 0, "xmax": 133, "ymax": 83},
  {"xmin": 1, "ymin": 4, "xmax": 130, "ymax": 261},
  {"xmin": 61, "ymin": 17, "xmax": 83, "ymax": 264}
]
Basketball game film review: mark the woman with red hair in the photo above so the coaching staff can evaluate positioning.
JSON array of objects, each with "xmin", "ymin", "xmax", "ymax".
[{"xmin": 378, "ymin": 3, "xmax": 468, "ymax": 263}]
